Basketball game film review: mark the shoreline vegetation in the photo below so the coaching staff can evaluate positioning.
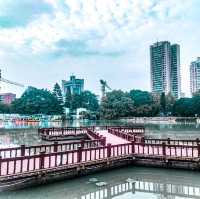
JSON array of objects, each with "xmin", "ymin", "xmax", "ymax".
[{"xmin": 1, "ymin": 84, "xmax": 200, "ymax": 120}]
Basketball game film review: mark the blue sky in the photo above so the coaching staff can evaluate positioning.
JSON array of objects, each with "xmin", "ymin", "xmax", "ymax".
[{"xmin": 0, "ymin": 0, "xmax": 200, "ymax": 97}]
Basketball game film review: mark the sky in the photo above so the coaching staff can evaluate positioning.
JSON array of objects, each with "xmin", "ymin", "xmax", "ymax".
[{"xmin": 0, "ymin": 0, "xmax": 200, "ymax": 97}]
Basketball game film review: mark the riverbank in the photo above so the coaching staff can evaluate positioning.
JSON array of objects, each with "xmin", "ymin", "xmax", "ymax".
[{"xmin": 121, "ymin": 117, "xmax": 200, "ymax": 124}]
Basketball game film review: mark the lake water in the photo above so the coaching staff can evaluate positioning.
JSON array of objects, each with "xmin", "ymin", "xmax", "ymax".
[
  {"xmin": 1, "ymin": 120, "xmax": 200, "ymax": 198},
  {"xmin": 1, "ymin": 166, "xmax": 200, "ymax": 199}
]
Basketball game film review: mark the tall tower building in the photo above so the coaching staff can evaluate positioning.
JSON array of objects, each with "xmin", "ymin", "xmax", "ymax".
[
  {"xmin": 170, "ymin": 44, "xmax": 181, "ymax": 98},
  {"xmin": 190, "ymin": 57, "xmax": 200, "ymax": 95},
  {"xmin": 150, "ymin": 41, "xmax": 181, "ymax": 98},
  {"xmin": 62, "ymin": 75, "xmax": 84, "ymax": 96}
]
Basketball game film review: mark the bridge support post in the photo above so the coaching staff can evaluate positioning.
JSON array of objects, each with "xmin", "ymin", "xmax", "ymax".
[
  {"xmin": 103, "ymin": 137, "xmax": 106, "ymax": 146},
  {"xmin": 131, "ymin": 140, "xmax": 135, "ymax": 154},
  {"xmin": 198, "ymin": 144, "xmax": 200, "ymax": 157},
  {"xmin": 141, "ymin": 137, "xmax": 145, "ymax": 144},
  {"xmin": 54, "ymin": 142, "xmax": 58, "ymax": 152},
  {"xmin": 162, "ymin": 142, "xmax": 166, "ymax": 156},
  {"xmin": 133, "ymin": 135, "xmax": 136, "ymax": 142},
  {"xmin": 77, "ymin": 146, "xmax": 82, "ymax": 163},
  {"xmin": 39, "ymin": 151, "xmax": 45, "ymax": 169},
  {"xmin": 167, "ymin": 138, "xmax": 170, "ymax": 145},
  {"xmin": 107, "ymin": 143, "xmax": 112, "ymax": 158},
  {"xmin": 81, "ymin": 140, "xmax": 85, "ymax": 148},
  {"xmin": 0, "ymin": 156, "xmax": 2, "ymax": 176},
  {"xmin": 21, "ymin": 145, "xmax": 25, "ymax": 156},
  {"xmin": 196, "ymin": 138, "xmax": 199, "ymax": 145}
]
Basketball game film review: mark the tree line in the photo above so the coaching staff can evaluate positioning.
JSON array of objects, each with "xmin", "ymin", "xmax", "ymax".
[
  {"xmin": 1, "ymin": 83, "xmax": 200, "ymax": 119},
  {"xmin": 0, "ymin": 84, "xmax": 99, "ymax": 118}
]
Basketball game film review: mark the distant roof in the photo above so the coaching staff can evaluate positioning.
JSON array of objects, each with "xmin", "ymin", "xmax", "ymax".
[{"xmin": 0, "ymin": 93, "xmax": 16, "ymax": 96}]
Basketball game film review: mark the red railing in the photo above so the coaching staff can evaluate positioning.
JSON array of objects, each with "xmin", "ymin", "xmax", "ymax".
[
  {"xmin": 1, "ymin": 126, "xmax": 200, "ymax": 178},
  {"xmin": 108, "ymin": 128, "xmax": 199, "ymax": 147},
  {"xmin": 0, "ymin": 139, "xmax": 104, "ymax": 159},
  {"xmin": 38, "ymin": 127, "xmax": 89, "ymax": 140},
  {"xmin": 110, "ymin": 126, "xmax": 145, "ymax": 134},
  {"xmin": 85, "ymin": 128, "xmax": 106, "ymax": 146},
  {"xmin": 145, "ymin": 138, "xmax": 199, "ymax": 146},
  {"xmin": 108, "ymin": 128, "xmax": 144, "ymax": 142},
  {"xmin": 38, "ymin": 126, "xmax": 145, "ymax": 139},
  {"xmin": 0, "ymin": 141, "xmax": 200, "ymax": 177},
  {"xmin": 133, "ymin": 142, "xmax": 200, "ymax": 158},
  {"xmin": 0, "ymin": 143, "xmax": 132, "ymax": 176}
]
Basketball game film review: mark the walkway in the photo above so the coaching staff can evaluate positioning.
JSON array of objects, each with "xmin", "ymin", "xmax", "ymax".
[
  {"xmin": 97, "ymin": 130, "xmax": 130, "ymax": 145},
  {"xmin": 1, "ymin": 126, "xmax": 200, "ymax": 182}
]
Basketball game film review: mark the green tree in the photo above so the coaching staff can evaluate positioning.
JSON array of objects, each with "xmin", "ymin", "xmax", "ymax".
[
  {"xmin": 12, "ymin": 87, "xmax": 63, "ymax": 115},
  {"xmin": 70, "ymin": 94, "xmax": 82, "ymax": 109},
  {"xmin": 65, "ymin": 92, "xmax": 72, "ymax": 108},
  {"xmin": 165, "ymin": 93, "xmax": 176, "ymax": 115},
  {"xmin": 135, "ymin": 104, "xmax": 159, "ymax": 117},
  {"xmin": 160, "ymin": 92, "xmax": 166, "ymax": 115},
  {"xmin": 53, "ymin": 83, "xmax": 63, "ymax": 105},
  {"xmin": 191, "ymin": 94, "xmax": 200, "ymax": 116},
  {"xmin": 64, "ymin": 90, "xmax": 99, "ymax": 111},
  {"xmin": 173, "ymin": 98, "xmax": 194, "ymax": 116},
  {"xmin": 129, "ymin": 90, "xmax": 153, "ymax": 106},
  {"xmin": 81, "ymin": 91, "xmax": 99, "ymax": 111},
  {"xmin": 0, "ymin": 103, "xmax": 11, "ymax": 113},
  {"xmin": 100, "ymin": 90, "xmax": 135, "ymax": 119}
]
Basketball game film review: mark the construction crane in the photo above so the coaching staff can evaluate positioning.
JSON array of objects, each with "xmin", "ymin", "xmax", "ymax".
[
  {"xmin": 100, "ymin": 79, "xmax": 112, "ymax": 98},
  {"xmin": 0, "ymin": 69, "xmax": 24, "ymax": 92}
]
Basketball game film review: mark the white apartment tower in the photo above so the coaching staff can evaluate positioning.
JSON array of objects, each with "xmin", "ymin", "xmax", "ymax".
[
  {"xmin": 150, "ymin": 41, "xmax": 181, "ymax": 98},
  {"xmin": 190, "ymin": 57, "xmax": 200, "ymax": 95}
]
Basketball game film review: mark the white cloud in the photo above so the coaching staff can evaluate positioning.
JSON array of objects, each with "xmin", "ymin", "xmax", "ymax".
[
  {"xmin": 0, "ymin": 0, "xmax": 199, "ymax": 96},
  {"xmin": 0, "ymin": 0, "xmax": 194, "ymax": 55}
]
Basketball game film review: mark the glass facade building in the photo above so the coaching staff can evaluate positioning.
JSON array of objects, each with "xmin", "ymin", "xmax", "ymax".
[
  {"xmin": 150, "ymin": 41, "xmax": 181, "ymax": 98},
  {"xmin": 190, "ymin": 57, "xmax": 200, "ymax": 95},
  {"xmin": 62, "ymin": 75, "xmax": 84, "ymax": 96}
]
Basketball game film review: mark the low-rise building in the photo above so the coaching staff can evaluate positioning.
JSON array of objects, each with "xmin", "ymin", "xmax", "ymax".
[{"xmin": 0, "ymin": 93, "xmax": 16, "ymax": 104}]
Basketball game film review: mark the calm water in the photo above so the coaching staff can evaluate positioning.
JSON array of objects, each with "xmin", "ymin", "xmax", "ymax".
[
  {"xmin": 1, "ymin": 166, "xmax": 200, "ymax": 199},
  {"xmin": 1, "ymin": 120, "xmax": 200, "ymax": 198},
  {"xmin": 1, "ymin": 120, "xmax": 200, "ymax": 146}
]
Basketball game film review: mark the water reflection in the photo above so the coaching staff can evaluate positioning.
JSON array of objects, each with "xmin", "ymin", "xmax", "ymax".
[
  {"xmin": 1, "ymin": 121, "xmax": 200, "ymax": 147},
  {"xmin": 1, "ymin": 167, "xmax": 200, "ymax": 198},
  {"xmin": 0, "ymin": 119, "xmax": 127, "ymax": 129}
]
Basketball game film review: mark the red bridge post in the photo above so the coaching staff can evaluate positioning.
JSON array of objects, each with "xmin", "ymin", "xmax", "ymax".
[
  {"xmin": 167, "ymin": 138, "xmax": 170, "ymax": 145},
  {"xmin": 21, "ymin": 145, "xmax": 25, "ymax": 156},
  {"xmin": 39, "ymin": 151, "xmax": 45, "ymax": 169},
  {"xmin": 0, "ymin": 156, "xmax": 1, "ymax": 176},
  {"xmin": 54, "ymin": 142, "xmax": 58, "ymax": 152},
  {"xmin": 102, "ymin": 137, "xmax": 106, "ymax": 146},
  {"xmin": 77, "ymin": 146, "xmax": 82, "ymax": 163},
  {"xmin": 107, "ymin": 143, "xmax": 112, "ymax": 158},
  {"xmin": 198, "ymin": 144, "xmax": 200, "ymax": 157},
  {"xmin": 162, "ymin": 142, "xmax": 166, "ymax": 156},
  {"xmin": 132, "ymin": 140, "xmax": 135, "ymax": 154},
  {"xmin": 81, "ymin": 140, "xmax": 85, "ymax": 148},
  {"xmin": 141, "ymin": 136, "xmax": 145, "ymax": 144},
  {"xmin": 196, "ymin": 138, "xmax": 199, "ymax": 145}
]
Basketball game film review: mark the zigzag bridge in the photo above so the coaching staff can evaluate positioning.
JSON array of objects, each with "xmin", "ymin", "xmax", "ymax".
[{"xmin": 1, "ymin": 126, "xmax": 200, "ymax": 191}]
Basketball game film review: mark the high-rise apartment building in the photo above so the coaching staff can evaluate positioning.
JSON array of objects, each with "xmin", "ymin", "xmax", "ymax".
[
  {"xmin": 190, "ymin": 57, "xmax": 200, "ymax": 95},
  {"xmin": 150, "ymin": 41, "xmax": 181, "ymax": 98},
  {"xmin": 170, "ymin": 44, "xmax": 181, "ymax": 98}
]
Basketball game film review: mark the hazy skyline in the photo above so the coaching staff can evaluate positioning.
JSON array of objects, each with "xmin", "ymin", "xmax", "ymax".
[{"xmin": 0, "ymin": 0, "xmax": 200, "ymax": 97}]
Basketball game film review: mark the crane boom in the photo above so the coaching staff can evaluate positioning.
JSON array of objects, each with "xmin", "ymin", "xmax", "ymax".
[
  {"xmin": 100, "ymin": 79, "xmax": 112, "ymax": 98},
  {"xmin": 0, "ymin": 78, "xmax": 24, "ymax": 87}
]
